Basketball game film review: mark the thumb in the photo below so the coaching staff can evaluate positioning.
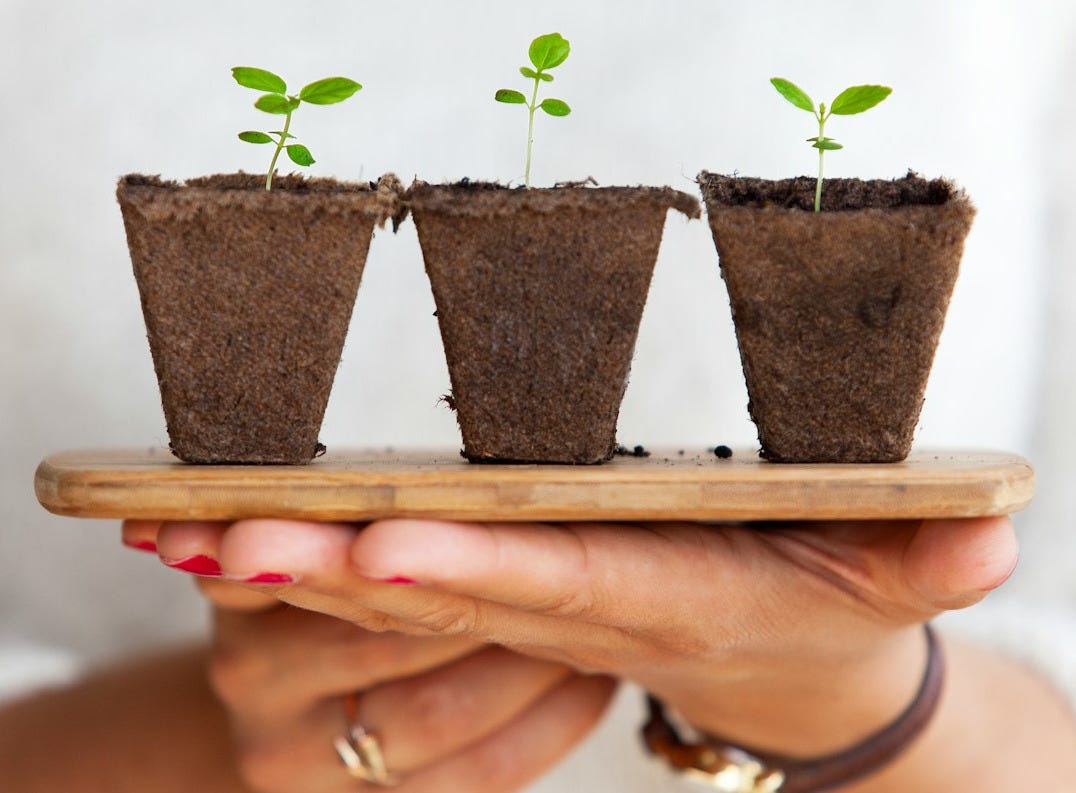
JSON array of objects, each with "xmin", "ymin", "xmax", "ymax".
[{"xmin": 901, "ymin": 517, "xmax": 1019, "ymax": 611}]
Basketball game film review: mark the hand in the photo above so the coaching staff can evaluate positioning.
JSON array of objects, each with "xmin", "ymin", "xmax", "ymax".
[
  {"xmin": 123, "ymin": 522, "xmax": 616, "ymax": 793},
  {"xmin": 131, "ymin": 515, "xmax": 1017, "ymax": 758}
]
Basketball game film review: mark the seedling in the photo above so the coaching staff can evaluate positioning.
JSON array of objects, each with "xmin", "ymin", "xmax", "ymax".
[
  {"xmin": 495, "ymin": 33, "xmax": 572, "ymax": 187},
  {"xmin": 770, "ymin": 78, "xmax": 892, "ymax": 212},
  {"xmin": 232, "ymin": 67, "xmax": 362, "ymax": 191}
]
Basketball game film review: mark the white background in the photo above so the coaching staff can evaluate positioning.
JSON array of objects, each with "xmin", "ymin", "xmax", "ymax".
[{"xmin": 2, "ymin": 2, "xmax": 1075, "ymax": 789}]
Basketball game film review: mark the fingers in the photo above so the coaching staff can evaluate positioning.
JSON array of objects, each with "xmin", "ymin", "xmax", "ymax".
[
  {"xmin": 357, "ymin": 646, "xmax": 572, "ymax": 773},
  {"xmin": 901, "ymin": 516, "xmax": 1018, "ymax": 609},
  {"xmin": 232, "ymin": 670, "xmax": 615, "ymax": 793},
  {"xmin": 222, "ymin": 631, "xmax": 611, "ymax": 793},
  {"xmin": 198, "ymin": 578, "xmax": 281, "ymax": 612},
  {"xmin": 121, "ymin": 519, "xmax": 161, "ymax": 553},
  {"xmin": 232, "ymin": 517, "xmax": 736, "ymax": 631},
  {"xmin": 393, "ymin": 673, "xmax": 616, "ymax": 793},
  {"xmin": 212, "ymin": 607, "xmax": 479, "ymax": 725}
]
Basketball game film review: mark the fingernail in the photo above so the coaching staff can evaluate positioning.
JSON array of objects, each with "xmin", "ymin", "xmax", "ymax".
[
  {"xmin": 164, "ymin": 555, "xmax": 222, "ymax": 577},
  {"xmin": 241, "ymin": 572, "xmax": 295, "ymax": 585},
  {"xmin": 123, "ymin": 539, "xmax": 157, "ymax": 553},
  {"xmin": 378, "ymin": 575, "xmax": 420, "ymax": 586}
]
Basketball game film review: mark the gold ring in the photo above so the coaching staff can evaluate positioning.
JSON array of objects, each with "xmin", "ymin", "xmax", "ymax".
[{"xmin": 333, "ymin": 693, "xmax": 399, "ymax": 787}]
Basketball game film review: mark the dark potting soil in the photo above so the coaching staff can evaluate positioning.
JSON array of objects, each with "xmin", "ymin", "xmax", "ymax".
[
  {"xmin": 698, "ymin": 171, "xmax": 975, "ymax": 463},
  {"xmin": 117, "ymin": 173, "xmax": 402, "ymax": 464},
  {"xmin": 713, "ymin": 445, "xmax": 733, "ymax": 459},
  {"xmin": 697, "ymin": 170, "xmax": 958, "ymax": 212},
  {"xmin": 614, "ymin": 444, "xmax": 652, "ymax": 458},
  {"xmin": 409, "ymin": 181, "xmax": 699, "ymax": 464}
]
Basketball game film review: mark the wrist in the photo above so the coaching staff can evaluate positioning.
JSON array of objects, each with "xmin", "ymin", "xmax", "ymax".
[{"xmin": 652, "ymin": 625, "xmax": 928, "ymax": 759}]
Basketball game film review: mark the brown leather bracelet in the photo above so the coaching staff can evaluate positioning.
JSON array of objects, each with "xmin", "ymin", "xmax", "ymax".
[{"xmin": 641, "ymin": 624, "xmax": 944, "ymax": 792}]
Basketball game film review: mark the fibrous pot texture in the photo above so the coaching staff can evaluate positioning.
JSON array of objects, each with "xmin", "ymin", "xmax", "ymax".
[
  {"xmin": 410, "ymin": 182, "xmax": 700, "ymax": 464},
  {"xmin": 117, "ymin": 173, "xmax": 401, "ymax": 464},
  {"xmin": 699, "ymin": 172, "xmax": 975, "ymax": 463}
]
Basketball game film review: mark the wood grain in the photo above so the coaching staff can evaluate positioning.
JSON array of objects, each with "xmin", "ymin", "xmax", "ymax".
[{"xmin": 34, "ymin": 448, "xmax": 1035, "ymax": 523}]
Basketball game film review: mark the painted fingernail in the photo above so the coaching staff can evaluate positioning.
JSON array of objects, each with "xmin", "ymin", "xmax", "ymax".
[
  {"xmin": 242, "ymin": 572, "xmax": 295, "ymax": 585},
  {"xmin": 164, "ymin": 555, "xmax": 222, "ymax": 577},
  {"xmin": 378, "ymin": 575, "xmax": 419, "ymax": 586},
  {"xmin": 123, "ymin": 539, "xmax": 158, "ymax": 553}
]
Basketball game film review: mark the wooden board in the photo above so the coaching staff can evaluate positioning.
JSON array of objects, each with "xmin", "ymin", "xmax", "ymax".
[{"xmin": 34, "ymin": 448, "xmax": 1035, "ymax": 522}]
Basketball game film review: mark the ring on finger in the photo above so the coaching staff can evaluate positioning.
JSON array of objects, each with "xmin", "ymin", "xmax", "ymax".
[{"xmin": 333, "ymin": 693, "xmax": 399, "ymax": 787}]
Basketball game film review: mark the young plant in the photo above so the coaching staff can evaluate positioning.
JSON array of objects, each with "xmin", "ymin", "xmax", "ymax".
[
  {"xmin": 232, "ymin": 67, "xmax": 362, "ymax": 191},
  {"xmin": 494, "ymin": 33, "xmax": 572, "ymax": 187},
  {"xmin": 770, "ymin": 78, "xmax": 892, "ymax": 212}
]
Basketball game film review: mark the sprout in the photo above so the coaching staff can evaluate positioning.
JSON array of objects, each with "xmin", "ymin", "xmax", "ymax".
[
  {"xmin": 495, "ymin": 33, "xmax": 572, "ymax": 187},
  {"xmin": 233, "ymin": 67, "xmax": 362, "ymax": 191},
  {"xmin": 770, "ymin": 78, "xmax": 892, "ymax": 212}
]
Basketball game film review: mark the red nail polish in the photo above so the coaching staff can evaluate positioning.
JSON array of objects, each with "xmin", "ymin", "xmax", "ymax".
[
  {"xmin": 166, "ymin": 555, "xmax": 222, "ymax": 577},
  {"xmin": 243, "ymin": 572, "xmax": 294, "ymax": 584},
  {"xmin": 123, "ymin": 539, "xmax": 158, "ymax": 553},
  {"xmin": 380, "ymin": 575, "xmax": 419, "ymax": 585}
]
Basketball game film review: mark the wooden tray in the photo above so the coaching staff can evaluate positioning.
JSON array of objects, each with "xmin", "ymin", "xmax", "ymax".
[{"xmin": 34, "ymin": 448, "xmax": 1035, "ymax": 522}]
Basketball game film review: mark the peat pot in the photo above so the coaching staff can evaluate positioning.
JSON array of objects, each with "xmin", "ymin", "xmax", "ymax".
[
  {"xmin": 117, "ymin": 173, "xmax": 402, "ymax": 464},
  {"xmin": 698, "ymin": 171, "xmax": 975, "ymax": 463},
  {"xmin": 409, "ymin": 182, "xmax": 700, "ymax": 464}
]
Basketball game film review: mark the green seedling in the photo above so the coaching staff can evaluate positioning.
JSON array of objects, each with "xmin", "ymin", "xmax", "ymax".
[
  {"xmin": 232, "ymin": 67, "xmax": 362, "ymax": 191},
  {"xmin": 495, "ymin": 33, "xmax": 572, "ymax": 187},
  {"xmin": 770, "ymin": 78, "xmax": 892, "ymax": 212}
]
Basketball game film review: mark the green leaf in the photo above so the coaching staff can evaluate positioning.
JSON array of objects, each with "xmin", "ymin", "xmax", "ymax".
[
  {"xmin": 830, "ymin": 84, "xmax": 892, "ymax": 115},
  {"xmin": 770, "ymin": 77, "xmax": 815, "ymax": 113},
  {"xmin": 519, "ymin": 67, "xmax": 554, "ymax": 83},
  {"xmin": 232, "ymin": 67, "xmax": 287, "ymax": 94},
  {"xmin": 286, "ymin": 144, "xmax": 315, "ymax": 166},
  {"xmin": 238, "ymin": 131, "xmax": 273, "ymax": 144},
  {"xmin": 811, "ymin": 138, "xmax": 844, "ymax": 151},
  {"xmin": 299, "ymin": 77, "xmax": 362, "ymax": 105},
  {"xmin": 270, "ymin": 130, "xmax": 297, "ymax": 140},
  {"xmin": 529, "ymin": 33, "xmax": 571, "ymax": 71},
  {"xmin": 539, "ymin": 97, "xmax": 571, "ymax": 116},
  {"xmin": 255, "ymin": 94, "xmax": 300, "ymax": 114},
  {"xmin": 495, "ymin": 89, "xmax": 527, "ymax": 104}
]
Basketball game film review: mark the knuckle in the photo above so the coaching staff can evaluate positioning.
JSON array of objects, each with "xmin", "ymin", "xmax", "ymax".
[
  {"xmin": 536, "ymin": 585, "xmax": 597, "ymax": 619},
  {"xmin": 413, "ymin": 599, "xmax": 482, "ymax": 636},
  {"xmin": 647, "ymin": 627, "xmax": 713, "ymax": 662}
]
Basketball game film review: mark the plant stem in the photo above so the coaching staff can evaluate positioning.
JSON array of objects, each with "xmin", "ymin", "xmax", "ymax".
[
  {"xmin": 266, "ymin": 108, "xmax": 294, "ymax": 192},
  {"xmin": 814, "ymin": 113, "xmax": 825, "ymax": 213},
  {"xmin": 524, "ymin": 77, "xmax": 540, "ymax": 188}
]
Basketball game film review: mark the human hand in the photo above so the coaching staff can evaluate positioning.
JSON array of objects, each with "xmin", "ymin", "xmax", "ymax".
[
  {"xmin": 122, "ymin": 521, "xmax": 616, "ymax": 793},
  {"xmin": 134, "ymin": 515, "xmax": 1017, "ymax": 759}
]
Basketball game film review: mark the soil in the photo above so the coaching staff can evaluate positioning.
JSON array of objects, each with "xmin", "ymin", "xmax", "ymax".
[
  {"xmin": 713, "ymin": 445, "xmax": 733, "ymax": 459},
  {"xmin": 698, "ymin": 171, "xmax": 975, "ymax": 463},
  {"xmin": 409, "ymin": 181, "xmax": 699, "ymax": 464},
  {"xmin": 117, "ymin": 173, "xmax": 401, "ymax": 464}
]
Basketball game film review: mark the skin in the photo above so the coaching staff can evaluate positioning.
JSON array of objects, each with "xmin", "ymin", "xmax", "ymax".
[
  {"xmin": 132, "ymin": 515, "xmax": 1076, "ymax": 790},
  {"xmin": 0, "ymin": 563, "xmax": 613, "ymax": 793},
  {"xmin": 6, "ymin": 517, "xmax": 1072, "ymax": 792}
]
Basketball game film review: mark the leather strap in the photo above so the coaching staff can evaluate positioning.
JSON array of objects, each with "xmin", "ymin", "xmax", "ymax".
[{"xmin": 642, "ymin": 624, "xmax": 944, "ymax": 792}]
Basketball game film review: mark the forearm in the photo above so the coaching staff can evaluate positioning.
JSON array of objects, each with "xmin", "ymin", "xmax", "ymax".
[
  {"xmin": 658, "ymin": 633, "xmax": 1076, "ymax": 791},
  {"xmin": 859, "ymin": 636, "xmax": 1076, "ymax": 791},
  {"xmin": 0, "ymin": 645, "xmax": 251, "ymax": 793}
]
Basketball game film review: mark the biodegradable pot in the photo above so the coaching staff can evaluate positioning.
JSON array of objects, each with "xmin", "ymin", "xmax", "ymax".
[
  {"xmin": 409, "ymin": 182, "xmax": 700, "ymax": 464},
  {"xmin": 117, "ymin": 173, "xmax": 401, "ymax": 464},
  {"xmin": 698, "ymin": 172, "xmax": 975, "ymax": 463}
]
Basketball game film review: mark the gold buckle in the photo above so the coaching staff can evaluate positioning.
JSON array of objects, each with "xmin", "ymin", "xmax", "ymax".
[{"xmin": 682, "ymin": 747, "xmax": 786, "ymax": 792}]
